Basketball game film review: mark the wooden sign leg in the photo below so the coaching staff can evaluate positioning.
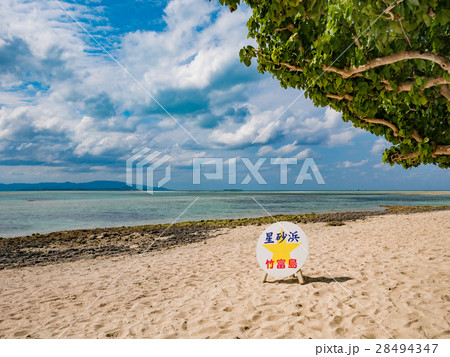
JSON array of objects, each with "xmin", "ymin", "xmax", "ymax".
[
  {"xmin": 297, "ymin": 269, "xmax": 306, "ymax": 285},
  {"xmin": 263, "ymin": 271, "xmax": 305, "ymax": 284}
]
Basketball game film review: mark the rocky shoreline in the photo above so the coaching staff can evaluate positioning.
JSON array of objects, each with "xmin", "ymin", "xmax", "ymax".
[{"xmin": 0, "ymin": 205, "xmax": 448, "ymax": 270}]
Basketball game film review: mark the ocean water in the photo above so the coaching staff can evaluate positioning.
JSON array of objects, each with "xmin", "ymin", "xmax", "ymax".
[{"xmin": 0, "ymin": 191, "xmax": 449, "ymax": 238}]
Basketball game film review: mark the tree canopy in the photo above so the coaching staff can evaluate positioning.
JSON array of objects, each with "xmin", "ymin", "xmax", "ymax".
[{"xmin": 219, "ymin": 0, "xmax": 450, "ymax": 168}]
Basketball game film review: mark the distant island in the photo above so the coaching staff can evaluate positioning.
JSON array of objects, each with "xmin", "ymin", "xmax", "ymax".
[{"xmin": 0, "ymin": 181, "xmax": 172, "ymax": 191}]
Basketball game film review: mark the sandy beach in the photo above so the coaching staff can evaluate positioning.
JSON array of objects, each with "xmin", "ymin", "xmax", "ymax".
[{"xmin": 0, "ymin": 209, "xmax": 449, "ymax": 338}]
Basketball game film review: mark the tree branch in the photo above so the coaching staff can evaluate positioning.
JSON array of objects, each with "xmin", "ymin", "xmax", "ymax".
[
  {"xmin": 279, "ymin": 62, "xmax": 303, "ymax": 71},
  {"xmin": 391, "ymin": 152, "xmax": 419, "ymax": 161},
  {"xmin": 322, "ymin": 77, "xmax": 449, "ymax": 101},
  {"xmin": 440, "ymin": 85, "xmax": 450, "ymax": 100},
  {"xmin": 274, "ymin": 23, "xmax": 294, "ymax": 32},
  {"xmin": 434, "ymin": 145, "xmax": 450, "ymax": 157},
  {"xmin": 411, "ymin": 130, "xmax": 423, "ymax": 143},
  {"xmin": 392, "ymin": 145, "xmax": 450, "ymax": 161},
  {"xmin": 265, "ymin": 55, "xmax": 304, "ymax": 72},
  {"xmin": 360, "ymin": 117, "xmax": 399, "ymax": 136},
  {"xmin": 382, "ymin": 0, "xmax": 404, "ymax": 21},
  {"xmin": 269, "ymin": 61, "xmax": 449, "ymax": 98},
  {"xmin": 327, "ymin": 94, "xmax": 354, "ymax": 101},
  {"xmin": 384, "ymin": 10, "xmax": 395, "ymax": 21},
  {"xmin": 324, "ymin": 51, "xmax": 450, "ymax": 78},
  {"xmin": 322, "ymin": 78, "xmax": 449, "ymax": 100},
  {"xmin": 382, "ymin": 77, "xmax": 450, "ymax": 92},
  {"xmin": 397, "ymin": 16, "xmax": 411, "ymax": 48},
  {"xmin": 352, "ymin": 35, "xmax": 361, "ymax": 48},
  {"xmin": 360, "ymin": 118, "xmax": 422, "ymax": 143}
]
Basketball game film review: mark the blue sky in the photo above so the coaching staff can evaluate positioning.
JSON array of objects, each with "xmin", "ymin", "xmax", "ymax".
[{"xmin": 0, "ymin": 0, "xmax": 448, "ymax": 190}]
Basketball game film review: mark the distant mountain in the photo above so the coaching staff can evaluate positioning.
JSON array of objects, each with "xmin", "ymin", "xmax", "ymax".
[{"xmin": 0, "ymin": 181, "xmax": 173, "ymax": 191}]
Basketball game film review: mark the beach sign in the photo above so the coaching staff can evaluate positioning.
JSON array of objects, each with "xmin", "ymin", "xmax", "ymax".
[{"xmin": 256, "ymin": 221, "xmax": 308, "ymax": 280}]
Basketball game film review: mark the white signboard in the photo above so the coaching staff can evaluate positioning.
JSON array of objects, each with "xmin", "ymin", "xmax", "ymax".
[{"xmin": 256, "ymin": 221, "xmax": 308, "ymax": 278}]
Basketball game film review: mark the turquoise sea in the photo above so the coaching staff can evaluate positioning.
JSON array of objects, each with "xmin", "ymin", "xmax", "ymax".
[{"xmin": 0, "ymin": 191, "xmax": 449, "ymax": 238}]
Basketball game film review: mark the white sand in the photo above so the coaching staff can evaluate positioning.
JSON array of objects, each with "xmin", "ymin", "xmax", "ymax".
[{"xmin": 0, "ymin": 210, "xmax": 449, "ymax": 338}]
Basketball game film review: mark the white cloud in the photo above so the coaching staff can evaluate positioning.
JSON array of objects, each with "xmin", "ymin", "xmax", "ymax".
[
  {"xmin": 210, "ymin": 106, "xmax": 363, "ymax": 150},
  {"xmin": 327, "ymin": 130, "xmax": 359, "ymax": 147},
  {"xmin": 257, "ymin": 141, "xmax": 299, "ymax": 156},
  {"xmin": 164, "ymin": 146, "xmax": 207, "ymax": 167},
  {"xmin": 295, "ymin": 148, "xmax": 313, "ymax": 160},
  {"xmin": 371, "ymin": 137, "xmax": 389, "ymax": 155},
  {"xmin": 72, "ymin": 116, "xmax": 137, "ymax": 157},
  {"xmin": 337, "ymin": 159, "xmax": 369, "ymax": 168},
  {"xmin": 283, "ymin": 107, "xmax": 362, "ymax": 147},
  {"xmin": 157, "ymin": 118, "xmax": 178, "ymax": 129},
  {"xmin": 121, "ymin": 0, "xmax": 252, "ymax": 92},
  {"xmin": 256, "ymin": 142, "xmax": 313, "ymax": 161},
  {"xmin": 373, "ymin": 162, "xmax": 394, "ymax": 170},
  {"xmin": 210, "ymin": 106, "xmax": 284, "ymax": 148}
]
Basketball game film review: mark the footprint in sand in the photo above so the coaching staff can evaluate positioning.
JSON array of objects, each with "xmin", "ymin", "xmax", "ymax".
[
  {"xmin": 105, "ymin": 331, "xmax": 120, "ymax": 338},
  {"xmin": 13, "ymin": 330, "xmax": 28, "ymax": 337},
  {"xmin": 329, "ymin": 315, "xmax": 342, "ymax": 327}
]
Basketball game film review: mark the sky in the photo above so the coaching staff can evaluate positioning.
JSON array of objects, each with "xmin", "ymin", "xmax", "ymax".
[{"xmin": 0, "ymin": 0, "xmax": 448, "ymax": 190}]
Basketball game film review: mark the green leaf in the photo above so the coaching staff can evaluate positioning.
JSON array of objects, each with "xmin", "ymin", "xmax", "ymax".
[
  {"xmin": 419, "ymin": 96, "xmax": 428, "ymax": 105},
  {"xmin": 424, "ymin": 16, "xmax": 432, "ymax": 27}
]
